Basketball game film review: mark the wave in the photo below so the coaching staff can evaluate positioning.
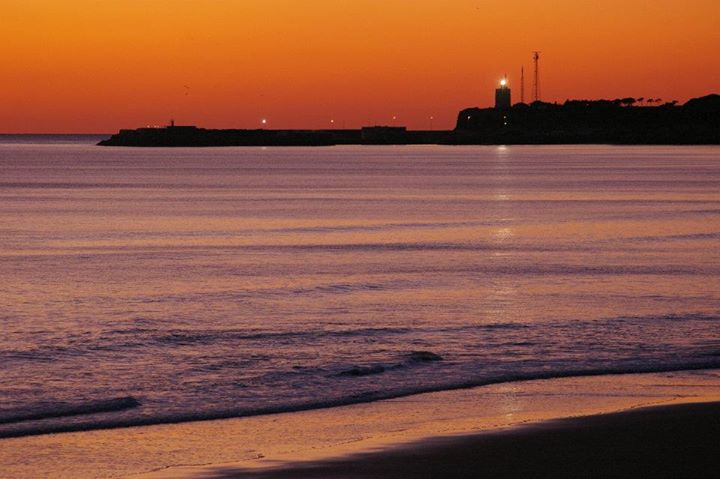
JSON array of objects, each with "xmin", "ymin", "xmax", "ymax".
[
  {"xmin": 2, "ymin": 362, "xmax": 719, "ymax": 440},
  {"xmin": 0, "ymin": 182, "xmax": 176, "ymax": 189},
  {"xmin": 0, "ymin": 397, "xmax": 140, "ymax": 425},
  {"xmin": 3, "ymin": 312, "xmax": 715, "ymax": 362},
  {"xmin": 632, "ymin": 231, "xmax": 720, "ymax": 242},
  {"xmin": 337, "ymin": 351, "xmax": 444, "ymax": 377},
  {"xmin": 153, "ymin": 325, "xmax": 416, "ymax": 346}
]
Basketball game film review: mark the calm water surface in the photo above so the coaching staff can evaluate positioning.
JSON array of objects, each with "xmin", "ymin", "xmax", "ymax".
[{"xmin": 1, "ymin": 139, "xmax": 719, "ymax": 437}]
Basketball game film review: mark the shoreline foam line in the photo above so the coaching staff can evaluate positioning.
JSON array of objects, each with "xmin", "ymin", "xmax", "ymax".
[
  {"xmin": 2, "ymin": 362, "xmax": 720, "ymax": 439},
  {"xmin": 0, "ymin": 397, "xmax": 140, "ymax": 425},
  {"xmin": 4, "ymin": 369, "xmax": 720, "ymax": 479}
]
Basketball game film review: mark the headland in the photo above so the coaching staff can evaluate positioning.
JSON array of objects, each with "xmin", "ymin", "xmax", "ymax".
[{"xmin": 99, "ymin": 94, "xmax": 720, "ymax": 147}]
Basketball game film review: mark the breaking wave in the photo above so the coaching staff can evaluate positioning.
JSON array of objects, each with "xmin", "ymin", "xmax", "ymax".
[{"xmin": 2, "ymin": 361, "xmax": 720, "ymax": 439}]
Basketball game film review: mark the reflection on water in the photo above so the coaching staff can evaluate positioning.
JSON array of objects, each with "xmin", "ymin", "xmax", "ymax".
[{"xmin": 0, "ymin": 142, "xmax": 719, "ymax": 437}]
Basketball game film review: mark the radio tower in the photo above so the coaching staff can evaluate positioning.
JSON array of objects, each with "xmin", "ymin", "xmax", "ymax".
[
  {"xmin": 532, "ymin": 51, "xmax": 541, "ymax": 102},
  {"xmin": 520, "ymin": 66, "xmax": 525, "ymax": 104}
]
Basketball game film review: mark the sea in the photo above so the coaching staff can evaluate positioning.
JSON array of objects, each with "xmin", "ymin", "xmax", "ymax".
[{"xmin": 1, "ymin": 136, "xmax": 719, "ymax": 438}]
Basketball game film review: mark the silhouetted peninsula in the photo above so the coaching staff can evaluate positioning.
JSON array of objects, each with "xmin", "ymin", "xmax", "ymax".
[
  {"xmin": 99, "ymin": 94, "xmax": 719, "ymax": 147},
  {"xmin": 455, "ymin": 94, "xmax": 720, "ymax": 144}
]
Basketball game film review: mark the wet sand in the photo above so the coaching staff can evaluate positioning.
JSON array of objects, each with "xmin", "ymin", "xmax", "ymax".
[{"xmin": 210, "ymin": 401, "xmax": 720, "ymax": 479}]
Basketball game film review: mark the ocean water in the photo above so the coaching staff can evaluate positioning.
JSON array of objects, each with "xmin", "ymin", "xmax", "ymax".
[{"xmin": 1, "ymin": 139, "xmax": 719, "ymax": 438}]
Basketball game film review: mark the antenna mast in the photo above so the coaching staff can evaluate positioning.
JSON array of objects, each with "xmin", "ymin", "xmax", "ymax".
[
  {"xmin": 532, "ymin": 51, "xmax": 541, "ymax": 102},
  {"xmin": 520, "ymin": 66, "xmax": 525, "ymax": 104}
]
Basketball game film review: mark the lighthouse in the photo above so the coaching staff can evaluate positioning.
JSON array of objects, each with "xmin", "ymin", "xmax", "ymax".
[{"xmin": 495, "ymin": 76, "xmax": 511, "ymax": 110}]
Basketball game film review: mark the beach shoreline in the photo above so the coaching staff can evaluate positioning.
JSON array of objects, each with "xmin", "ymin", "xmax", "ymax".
[
  {"xmin": 201, "ymin": 400, "xmax": 720, "ymax": 479},
  {"xmin": 3, "ymin": 369, "xmax": 720, "ymax": 478}
]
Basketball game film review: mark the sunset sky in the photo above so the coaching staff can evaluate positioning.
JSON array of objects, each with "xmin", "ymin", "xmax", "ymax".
[{"xmin": 1, "ymin": 0, "xmax": 719, "ymax": 133}]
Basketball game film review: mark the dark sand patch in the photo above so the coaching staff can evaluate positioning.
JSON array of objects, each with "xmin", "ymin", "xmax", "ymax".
[{"xmin": 207, "ymin": 401, "xmax": 720, "ymax": 478}]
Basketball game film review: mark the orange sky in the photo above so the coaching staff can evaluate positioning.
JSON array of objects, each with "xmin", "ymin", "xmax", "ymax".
[{"xmin": 1, "ymin": 0, "xmax": 719, "ymax": 133}]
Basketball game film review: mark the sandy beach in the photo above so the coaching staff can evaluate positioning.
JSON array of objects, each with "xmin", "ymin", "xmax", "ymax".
[
  {"xmin": 206, "ymin": 401, "xmax": 720, "ymax": 479},
  {"xmin": 2, "ymin": 370, "xmax": 719, "ymax": 478}
]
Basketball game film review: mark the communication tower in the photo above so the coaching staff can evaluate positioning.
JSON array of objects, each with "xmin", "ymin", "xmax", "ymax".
[{"xmin": 533, "ymin": 51, "xmax": 541, "ymax": 102}]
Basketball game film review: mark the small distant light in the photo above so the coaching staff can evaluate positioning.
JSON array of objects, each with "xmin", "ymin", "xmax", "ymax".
[
  {"xmin": 500, "ymin": 79, "xmax": 507, "ymax": 86},
  {"xmin": 261, "ymin": 119, "xmax": 267, "ymax": 125}
]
